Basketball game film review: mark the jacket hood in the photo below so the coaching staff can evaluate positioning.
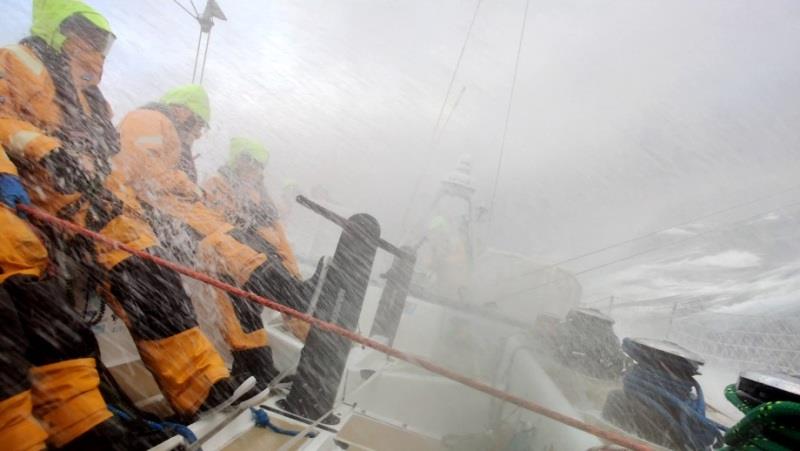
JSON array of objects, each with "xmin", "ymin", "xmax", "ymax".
[{"xmin": 30, "ymin": 0, "xmax": 112, "ymax": 51}]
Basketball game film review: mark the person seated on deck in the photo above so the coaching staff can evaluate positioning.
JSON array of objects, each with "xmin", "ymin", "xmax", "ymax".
[{"xmin": 114, "ymin": 89, "xmax": 318, "ymax": 390}]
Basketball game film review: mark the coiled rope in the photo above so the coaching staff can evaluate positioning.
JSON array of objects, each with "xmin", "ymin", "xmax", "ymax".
[
  {"xmin": 17, "ymin": 203, "xmax": 653, "ymax": 451},
  {"xmin": 251, "ymin": 408, "xmax": 316, "ymax": 438},
  {"xmin": 108, "ymin": 404, "xmax": 198, "ymax": 443},
  {"xmin": 720, "ymin": 385, "xmax": 800, "ymax": 451},
  {"xmin": 621, "ymin": 338, "xmax": 726, "ymax": 449}
]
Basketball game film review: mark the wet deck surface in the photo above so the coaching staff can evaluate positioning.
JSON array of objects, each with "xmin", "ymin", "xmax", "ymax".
[
  {"xmin": 222, "ymin": 413, "xmax": 446, "ymax": 451},
  {"xmin": 222, "ymin": 414, "xmax": 309, "ymax": 451},
  {"xmin": 338, "ymin": 415, "xmax": 446, "ymax": 451}
]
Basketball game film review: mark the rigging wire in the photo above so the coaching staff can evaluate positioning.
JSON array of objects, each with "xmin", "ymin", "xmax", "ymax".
[
  {"xmin": 399, "ymin": 0, "xmax": 484, "ymax": 233},
  {"xmin": 434, "ymin": 85, "xmax": 467, "ymax": 144},
  {"xmin": 175, "ymin": 0, "xmax": 226, "ymax": 84},
  {"xmin": 198, "ymin": 28, "xmax": 213, "ymax": 83},
  {"xmin": 431, "ymin": 3, "xmax": 480, "ymax": 141},
  {"xmin": 188, "ymin": 0, "xmax": 200, "ymax": 17},
  {"xmin": 173, "ymin": 0, "xmax": 206, "ymax": 83},
  {"xmin": 487, "ymin": 0, "xmax": 532, "ymax": 230},
  {"xmin": 495, "ymin": 196, "xmax": 800, "ymax": 301},
  {"xmin": 496, "ymin": 181, "xmax": 800, "ymax": 285},
  {"xmin": 191, "ymin": 28, "xmax": 204, "ymax": 83},
  {"xmin": 171, "ymin": 0, "xmax": 198, "ymax": 19}
]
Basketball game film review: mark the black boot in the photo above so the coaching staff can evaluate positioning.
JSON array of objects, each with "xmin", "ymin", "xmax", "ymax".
[{"xmin": 231, "ymin": 346, "xmax": 280, "ymax": 391}]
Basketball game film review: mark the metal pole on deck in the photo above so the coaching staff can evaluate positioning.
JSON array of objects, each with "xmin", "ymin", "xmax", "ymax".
[
  {"xmin": 369, "ymin": 247, "xmax": 417, "ymax": 346},
  {"xmin": 283, "ymin": 214, "xmax": 381, "ymax": 421}
]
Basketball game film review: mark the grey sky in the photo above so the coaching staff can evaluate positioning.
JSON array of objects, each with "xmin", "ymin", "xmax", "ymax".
[{"xmin": 3, "ymin": 0, "xmax": 800, "ymax": 267}]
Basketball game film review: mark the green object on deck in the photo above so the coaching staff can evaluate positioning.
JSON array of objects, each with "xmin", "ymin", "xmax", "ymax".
[{"xmin": 719, "ymin": 384, "xmax": 800, "ymax": 451}]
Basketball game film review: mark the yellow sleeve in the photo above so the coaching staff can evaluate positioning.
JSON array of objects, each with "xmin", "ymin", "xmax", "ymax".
[
  {"xmin": 0, "ymin": 46, "xmax": 61, "ymax": 164},
  {"xmin": 0, "ymin": 118, "xmax": 61, "ymax": 164},
  {"xmin": 0, "ymin": 145, "xmax": 18, "ymax": 175},
  {"xmin": 157, "ymin": 168, "xmax": 203, "ymax": 200}
]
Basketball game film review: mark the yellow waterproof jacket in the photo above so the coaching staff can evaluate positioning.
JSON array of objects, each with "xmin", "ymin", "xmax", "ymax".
[
  {"xmin": 0, "ymin": 44, "xmax": 73, "ymax": 211},
  {"xmin": 203, "ymin": 169, "xmax": 308, "ymax": 341},
  {"xmin": 0, "ymin": 38, "xmax": 120, "ymax": 447},
  {"xmin": 0, "ymin": 146, "xmax": 17, "ymax": 176},
  {"xmin": 0, "ymin": 42, "xmax": 156, "ymax": 270},
  {"xmin": 0, "ymin": 144, "xmax": 49, "ymax": 284},
  {"xmin": 115, "ymin": 108, "xmax": 267, "ymax": 284},
  {"xmin": 115, "ymin": 108, "xmax": 229, "ymax": 236},
  {"xmin": 203, "ymin": 171, "xmax": 301, "ymax": 278}
]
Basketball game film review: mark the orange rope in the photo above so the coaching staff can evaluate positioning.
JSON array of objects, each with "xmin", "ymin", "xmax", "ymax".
[{"xmin": 19, "ymin": 204, "xmax": 652, "ymax": 451}]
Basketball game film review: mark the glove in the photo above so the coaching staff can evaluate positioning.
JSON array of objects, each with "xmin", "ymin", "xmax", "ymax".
[
  {"xmin": 41, "ymin": 148, "xmax": 122, "ymax": 229},
  {"xmin": 244, "ymin": 259, "xmax": 307, "ymax": 312},
  {"xmin": 0, "ymin": 173, "xmax": 31, "ymax": 211}
]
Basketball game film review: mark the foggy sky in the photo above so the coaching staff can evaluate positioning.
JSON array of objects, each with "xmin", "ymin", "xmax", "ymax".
[{"xmin": 4, "ymin": 0, "xmax": 800, "ymax": 271}]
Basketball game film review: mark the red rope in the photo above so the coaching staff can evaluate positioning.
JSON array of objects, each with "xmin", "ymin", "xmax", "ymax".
[{"xmin": 18, "ymin": 204, "xmax": 652, "ymax": 451}]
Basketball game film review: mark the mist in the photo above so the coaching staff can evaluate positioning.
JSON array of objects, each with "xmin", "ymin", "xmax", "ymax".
[
  {"xmin": 5, "ymin": 0, "xmax": 800, "ymax": 448},
  {"xmin": 5, "ymin": 0, "xmax": 800, "ymax": 264}
]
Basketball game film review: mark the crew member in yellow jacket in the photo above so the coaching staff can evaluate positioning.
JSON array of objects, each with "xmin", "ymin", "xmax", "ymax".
[
  {"xmin": 115, "ymin": 88, "xmax": 317, "ymax": 390},
  {"xmin": 0, "ymin": 146, "xmax": 118, "ymax": 450},
  {"xmin": 0, "ymin": 0, "xmax": 255, "ymax": 425},
  {"xmin": 0, "ymin": 2, "xmax": 130, "ymax": 448},
  {"xmin": 204, "ymin": 138, "xmax": 310, "ymax": 350}
]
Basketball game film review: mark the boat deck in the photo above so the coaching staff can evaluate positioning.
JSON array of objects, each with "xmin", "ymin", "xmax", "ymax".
[{"xmin": 221, "ymin": 412, "xmax": 447, "ymax": 451}]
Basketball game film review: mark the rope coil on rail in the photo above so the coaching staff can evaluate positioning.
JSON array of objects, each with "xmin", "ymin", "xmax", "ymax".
[
  {"xmin": 620, "ymin": 338, "xmax": 726, "ymax": 449},
  {"xmin": 17, "ymin": 203, "xmax": 653, "ymax": 451},
  {"xmin": 720, "ymin": 385, "xmax": 800, "ymax": 451}
]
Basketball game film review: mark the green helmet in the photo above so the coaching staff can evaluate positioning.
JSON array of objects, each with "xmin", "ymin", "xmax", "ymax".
[
  {"xmin": 229, "ymin": 137, "xmax": 269, "ymax": 165},
  {"xmin": 160, "ymin": 84, "xmax": 211, "ymax": 124},
  {"xmin": 31, "ymin": 0, "xmax": 114, "ymax": 52}
]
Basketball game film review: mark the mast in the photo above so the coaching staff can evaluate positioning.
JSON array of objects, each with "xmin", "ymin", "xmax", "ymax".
[{"xmin": 172, "ymin": 0, "xmax": 228, "ymax": 84}]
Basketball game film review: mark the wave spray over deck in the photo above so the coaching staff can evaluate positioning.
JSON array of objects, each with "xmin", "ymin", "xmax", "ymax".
[{"xmin": 2, "ymin": 0, "xmax": 800, "ymax": 449}]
